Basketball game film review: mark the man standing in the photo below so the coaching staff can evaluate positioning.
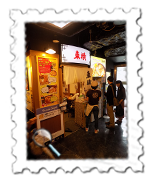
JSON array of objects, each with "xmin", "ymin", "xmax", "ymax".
[
  {"xmin": 85, "ymin": 80, "xmax": 101, "ymax": 133},
  {"xmin": 104, "ymin": 76, "xmax": 116, "ymax": 129}
]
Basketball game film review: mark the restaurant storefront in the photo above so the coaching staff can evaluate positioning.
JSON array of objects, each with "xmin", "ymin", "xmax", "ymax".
[{"xmin": 25, "ymin": 22, "xmax": 126, "ymax": 160}]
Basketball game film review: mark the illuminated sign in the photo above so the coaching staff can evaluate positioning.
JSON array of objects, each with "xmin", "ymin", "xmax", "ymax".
[
  {"xmin": 61, "ymin": 44, "xmax": 90, "ymax": 65},
  {"xmin": 91, "ymin": 56, "xmax": 106, "ymax": 77}
]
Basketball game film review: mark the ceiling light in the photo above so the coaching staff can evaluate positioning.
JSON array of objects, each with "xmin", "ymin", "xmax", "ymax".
[
  {"xmin": 53, "ymin": 40, "xmax": 59, "ymax": 43},
  {"xmin": 45, "ymin": 49, "xmax": 56, "ymax": 54},
  {"xmin": 48, "ymin": 22, "xmax": 71, "ymax": 29}
]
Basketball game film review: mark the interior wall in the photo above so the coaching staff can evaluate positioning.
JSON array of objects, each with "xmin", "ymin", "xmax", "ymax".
[
  {"xmin": 26, "ymin": 56, "xmax": 34, "ymax": 112},
  {"xmin": 106, "ymin": 58, "xmax": 114, "ymax": 72}
]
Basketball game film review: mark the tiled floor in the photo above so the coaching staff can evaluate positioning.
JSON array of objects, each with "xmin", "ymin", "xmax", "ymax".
[
  {"xmin": 52, "ymin": 108, "xmax": 128, "ymax": 159},
  {"xmin": 63, "ymin": 112, "xmax": 80, "ymax": 137},
  {"xmin": 28, "ymin": 108, "xmax": 128, "ymax": 160}
]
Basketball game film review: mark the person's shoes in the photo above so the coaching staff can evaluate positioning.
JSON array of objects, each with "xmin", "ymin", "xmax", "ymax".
[
  {"xmin": 106, "ymin": 124, "xmax": 115, "ymax": 129},
  {"xmin": 94, "ymin": 129, "xmax": 99, "ymax": 134},
  {"xmin": 85, "ymin": 128, "xmax": 89, "ymax": 132},
  {"xmin": 105, "ymin": 121, "xmax": 110, "ymax": 125}
]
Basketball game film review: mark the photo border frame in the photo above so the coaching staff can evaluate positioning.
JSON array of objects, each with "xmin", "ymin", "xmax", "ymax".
[{"xmin": 5, "ymin": 5, "xmax": 147, "ymax": 177}]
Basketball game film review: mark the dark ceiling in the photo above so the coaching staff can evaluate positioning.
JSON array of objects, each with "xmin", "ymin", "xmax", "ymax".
[
  {"xmin": 25, "ymin": 21, "xmax": 126, "ymax": 63},
  {"xmin": 36, "ymin": 22, "xmax": 95, "ymax": 37}
]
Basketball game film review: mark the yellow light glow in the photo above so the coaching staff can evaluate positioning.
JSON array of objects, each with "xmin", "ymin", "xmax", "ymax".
[
  {"xmin": 45, "ymin": 49, "xmax": 56, "ymax": 54},
  {"xmin": 53, "ymin": 40, "xmax": 59, "ymax": 43},
  {"xmin": 42, "ymin": 54, "xmax": 46, "ymax": 57},
  {"xmin": 49, "ymin": 22, "xmax": 70, "ymax": 28}
]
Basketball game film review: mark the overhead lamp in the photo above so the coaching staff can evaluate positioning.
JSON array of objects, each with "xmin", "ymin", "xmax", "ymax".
[
  {"xmin": 45, "ymin": 49, "xmax": 56, "ymax": 54},
  {"xmin": 48, "ymin": 22, "xmax": 71, "ymax": 29},
  {"xmin": 53, "ymin": 40, "xmax": 59, "ymax": 43}
]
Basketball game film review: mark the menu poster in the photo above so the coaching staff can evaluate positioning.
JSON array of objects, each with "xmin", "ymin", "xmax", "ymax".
[
  {"xmin": 91, "ymin": 56, "xmax": 106, "ymax": 77},
  {"xmin": 37, "ymin": 57, "xmax": 59, "ymax": 107}
]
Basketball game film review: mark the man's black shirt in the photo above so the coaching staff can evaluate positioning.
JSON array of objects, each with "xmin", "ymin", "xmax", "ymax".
[
  {"xmin": 86, "ymin": 89, "xmax": 101, "ymax": 105},
  {"xmin": 105, "ymin": 83, "xmax": 116, "ymax": 106}
]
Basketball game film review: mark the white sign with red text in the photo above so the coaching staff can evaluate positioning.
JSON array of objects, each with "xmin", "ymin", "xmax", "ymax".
[{"xmin": 61, "ymin": 44, "xmax": 90, "ymax": 65}]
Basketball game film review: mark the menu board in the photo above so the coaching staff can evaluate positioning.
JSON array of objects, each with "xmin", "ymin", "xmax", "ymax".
[
  {"xmin": 37, "ymin": 57, "xmax": 59, "ymax": 107},
  {"xmin": 91, "ymin": 56, "xmax": 106, "ymax": 77}
]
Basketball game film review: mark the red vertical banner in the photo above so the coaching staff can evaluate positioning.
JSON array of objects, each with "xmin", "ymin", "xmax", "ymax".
[
  {"xmin": 38, "ymin": 57, "xmax": 52, "ymax": 73},
  {"xmin": 37, "ymin": 57, "xmax": 59, "ymax": 107}
]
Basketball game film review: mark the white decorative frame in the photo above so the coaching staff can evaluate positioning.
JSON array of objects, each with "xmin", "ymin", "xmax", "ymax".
[{"xmin": 10, "ymin": 9, "xmax": 143, "ymax": 173}]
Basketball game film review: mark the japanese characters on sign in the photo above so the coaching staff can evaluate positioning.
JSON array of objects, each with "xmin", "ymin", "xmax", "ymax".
[
  {"xmin": 86, "ymin": 70, "xmax": 91, "ymax": 85},
  {"xmin": 86, "ymin": 71, "xmax": 91, "ymax": 78},
  {"xmin": 83, "ymin": 70, "xmax": 92, "ymax": 92},
  {"xmin": 87, "ymin": 79, "xmax": 91, "ymax": 85},
  {"xmin": 61, "ymin": 44, "xmax": 90, "ymax": 65},
  {"xmin": 74, "ymin": 51, "xmax": 86, "ymax": 61}
]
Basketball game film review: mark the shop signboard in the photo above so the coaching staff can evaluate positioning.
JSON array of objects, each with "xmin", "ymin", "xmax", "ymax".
[
  {"xmin": 36, "ymin": 104, "xmax": 60, "ymax": 122},
  {"xmin": 37, "ymin": 57, "xmax": 59, "ymax": 107},
  {"xmin": 91, "ymin": 56, "xmax": 106, "ymax": 77},
  {"xmin": 36, "ymin": 105, "xmax": 64, "ymax": 139},
  {"xmin": 61, "ymin": 44, "xmax": 90, "ymax": 65}
]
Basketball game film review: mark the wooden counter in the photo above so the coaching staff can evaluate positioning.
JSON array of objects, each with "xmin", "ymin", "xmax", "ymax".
[
  {"xmin": 75, "ymin": 100, "xmax": 102, "ymax": 128},
  {"xmin": 75, "ymin": 101, "xmax": 87, "ymax": 128}
]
